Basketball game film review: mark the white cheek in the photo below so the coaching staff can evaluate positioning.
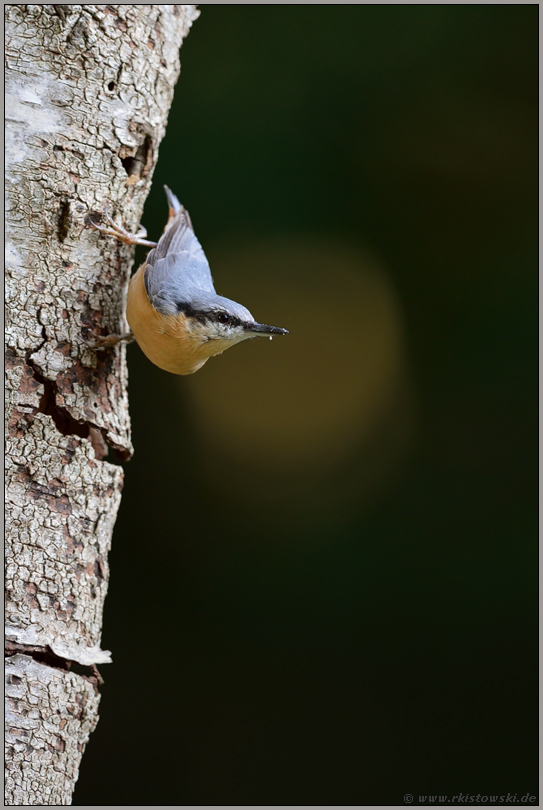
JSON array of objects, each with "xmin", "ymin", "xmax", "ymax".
[
  {"xmin": 184, "ymin": 320, "xmax": 211, "ymax": 343},
  {"xmin": 210, "ymin": 324, "xmax": 241, "ymax": 341},
  {"xmin": 185, "ymin": 318, "xmax": 247, "ymax": 345}
]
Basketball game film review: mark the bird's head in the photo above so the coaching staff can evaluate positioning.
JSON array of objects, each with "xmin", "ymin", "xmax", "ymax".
[{"xmin": 176, "ymin": 293, "xmax": 288, "ymax": 353}]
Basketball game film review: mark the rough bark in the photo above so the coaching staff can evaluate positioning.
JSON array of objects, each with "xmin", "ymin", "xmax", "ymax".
[{"xmin": 5, "ymin": 5, "xmax": 199, "ymax": 805}]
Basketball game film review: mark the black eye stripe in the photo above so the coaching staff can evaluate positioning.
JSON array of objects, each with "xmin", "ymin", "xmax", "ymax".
[
  {"xmin": 176, "ymin": 301, "xmax": 241, "ymax": 328},
  {"xmin": 215, "ymin": 312, "xmax": 241, "ymax": 326},
  {"xmin": 176, "ymin": 301, "xmax": 208, "ymax": 324}
]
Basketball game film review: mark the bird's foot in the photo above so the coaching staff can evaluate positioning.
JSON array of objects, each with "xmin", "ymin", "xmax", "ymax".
[
  {"xmin": 83, "ymin": 331, "xmax": 135, "ymax": 351},
  {"xmin": 87, "ymin": 208, "xmax": 158, "ymax": 247}
]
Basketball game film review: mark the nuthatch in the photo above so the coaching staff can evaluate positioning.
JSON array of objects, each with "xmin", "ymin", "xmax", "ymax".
[{"xmin": 89, "ymin": 187, "xmax": 288, "ymax": 374}]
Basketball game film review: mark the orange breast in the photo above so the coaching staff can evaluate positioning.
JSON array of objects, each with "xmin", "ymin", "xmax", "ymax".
[{"xmin": 126, "ymin": 265, "xmax": 208, "ymax": 375}]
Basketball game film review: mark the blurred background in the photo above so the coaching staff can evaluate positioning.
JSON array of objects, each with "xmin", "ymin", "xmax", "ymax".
[{"xmin": 74, "ymin": 6, "xmax": 538, "ymax": 805}]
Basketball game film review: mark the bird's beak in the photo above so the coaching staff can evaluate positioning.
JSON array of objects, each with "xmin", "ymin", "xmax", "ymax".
[{"xmin": 244, "ymin": 322, "xmax": 289, "ymax": 337}]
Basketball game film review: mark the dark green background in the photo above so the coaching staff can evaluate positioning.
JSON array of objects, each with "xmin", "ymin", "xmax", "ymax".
[{"xmin": 74, "ymin": 6, "xmax": 538, "ymax": 806}]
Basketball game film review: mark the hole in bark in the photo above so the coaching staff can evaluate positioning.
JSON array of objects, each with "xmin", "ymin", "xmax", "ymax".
[
  {"xmin": 120, "ymin": 155, "xmax": 136, "ymax": 175},
  {"xmin": 58, "ymin": 200, "xmax": 71, "ymax": 242},
  {"xmin": 120, "ymin": 135, "xmax": 153, "ymax": 178},
  {"xmin": 107, "ymin": 81, "xmax": 115, "ymax": 92}
]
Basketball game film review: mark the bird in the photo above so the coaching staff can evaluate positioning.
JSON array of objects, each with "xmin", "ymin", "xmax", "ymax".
[{"xmin": 87, "ymin": 186, "xmax": 288, "ymax": 374}]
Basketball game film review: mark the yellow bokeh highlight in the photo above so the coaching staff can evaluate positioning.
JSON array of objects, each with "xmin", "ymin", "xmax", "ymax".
[{"xmin": 182, "ymin": 238, "xmax": 409, "ymax": 476}]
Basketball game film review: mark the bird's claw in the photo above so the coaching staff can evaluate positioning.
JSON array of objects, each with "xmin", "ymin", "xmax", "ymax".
[
  {"xmin": 83, "ymin": 331, "xmax": 135, "ymax": 351},
  {"xmin": 87, "ymin": 208, "xmax": 157, "ymax": 247}
]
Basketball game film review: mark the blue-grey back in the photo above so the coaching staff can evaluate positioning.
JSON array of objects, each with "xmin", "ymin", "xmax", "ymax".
[{"xmin": 144, "ymin": 207, "xmax": 216, "ymax": 315}]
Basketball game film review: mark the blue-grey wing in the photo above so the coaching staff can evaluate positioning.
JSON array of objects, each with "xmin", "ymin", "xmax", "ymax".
[{"xmin": 143, "ymin": 205, "xmax": 216, "ymax": 314}]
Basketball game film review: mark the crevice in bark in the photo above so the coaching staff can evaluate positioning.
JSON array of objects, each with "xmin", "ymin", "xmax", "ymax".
[
  {"xmin": 5, "ymin": 642, "xmax": 104, "ymax": 693},
  {"xmin": 26, "ymin": 353, "xmax": 130, "ymax": 464},
  {"xmin": 51, "ymin": 5, "xmax": 71, "ymax": 22}
]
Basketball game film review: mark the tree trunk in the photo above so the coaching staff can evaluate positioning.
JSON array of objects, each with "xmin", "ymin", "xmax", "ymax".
[{"xmin": 5, "ymin": 5, "xmax": 199, "ymax": 804}]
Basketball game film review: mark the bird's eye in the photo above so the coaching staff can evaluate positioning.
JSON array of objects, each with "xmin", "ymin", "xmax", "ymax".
[{"xmin": 217, "ymin": 312, "xmax": 229, "ymax": 323}]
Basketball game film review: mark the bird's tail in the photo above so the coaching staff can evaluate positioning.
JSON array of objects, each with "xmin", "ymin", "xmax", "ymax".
[
  {"xmin": 163, "ymin": 185, "xmax": 194, "ymax": 235},
  {"xmin": 164, "ymin": 185, "xmax": 182, "ymax": 216}
]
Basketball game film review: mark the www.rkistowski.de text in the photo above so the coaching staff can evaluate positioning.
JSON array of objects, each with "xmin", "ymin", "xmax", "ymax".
[{"xmin": 403, "ymin": 793, "xmax": 537, "ymax": 804}]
